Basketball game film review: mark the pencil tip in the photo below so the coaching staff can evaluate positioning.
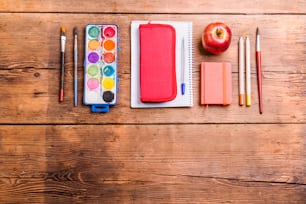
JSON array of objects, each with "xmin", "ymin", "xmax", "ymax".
[
  {"xmin": 74, "ymin": 27, "xmax": 78, "ymax": 35},
  {"xmin": 61, "ymin": 26, "xmax": 66, "ymax": 33}
]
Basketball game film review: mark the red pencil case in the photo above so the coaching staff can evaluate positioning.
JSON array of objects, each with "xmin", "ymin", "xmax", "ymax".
[{"xmin": 139, "ymin": 23, "xmax": 177, "ymax": 102}]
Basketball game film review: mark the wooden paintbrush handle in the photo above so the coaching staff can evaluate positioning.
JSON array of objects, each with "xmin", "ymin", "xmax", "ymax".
[{"xmin": 256, "ymin": 51, "xmax": 262, "ymax": 114}]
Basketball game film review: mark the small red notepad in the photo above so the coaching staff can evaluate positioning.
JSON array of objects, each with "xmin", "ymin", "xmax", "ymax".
[
  {"xmin": 139, "ymin": 23, "xmax": 177, "ymax": 102},
  {"xmin": 200, "ymin": 62, "xmax": 232, "ymax": 105}
]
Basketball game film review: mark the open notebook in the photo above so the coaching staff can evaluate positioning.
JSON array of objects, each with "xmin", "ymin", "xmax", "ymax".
[{"xmin": 131, "ymin": 21, "xmax": 193, "ymax": 108}]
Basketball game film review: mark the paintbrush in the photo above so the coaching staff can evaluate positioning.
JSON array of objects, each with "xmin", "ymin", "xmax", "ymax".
[
  {"xmin": 73, "ymin": 27, "xmax": 78, "ymax": 106},
  {"xmin": 256, "ymin": 27, "xmax": 263, "ymax": 114},
  {"xmin": 59, "ymin": 26, "xmax": 66, "ymax": 102}
]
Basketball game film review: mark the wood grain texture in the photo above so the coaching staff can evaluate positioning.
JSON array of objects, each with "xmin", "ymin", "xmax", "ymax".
[
  {"xmin": 0, "ymin": 125, "xmax": 305, "ymax": 203},
  {"xmin": 0, "ymin": 13, "xmax": 305, "ymax": 124},
  {"xmin": 0, "ymin": 68, "xmax": 305, "ymax": 124},
  {"xmin": 0, "ymin": 0, "xmax": 305, "ymax": 14},
  {"xmin": 0, "ymin": 0, "xmax": 305, "ymax": 203},
  {"xmin": 0, "ymin": 13, "xmax": 305, "ymax": 72}
]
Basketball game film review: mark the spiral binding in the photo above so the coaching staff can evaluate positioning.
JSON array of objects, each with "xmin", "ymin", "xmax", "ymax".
[{"xmin": 186, "ymin": 22, "xmax": 193, "ymax": 106}]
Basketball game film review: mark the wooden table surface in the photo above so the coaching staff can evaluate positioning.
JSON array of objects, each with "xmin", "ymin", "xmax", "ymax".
[{"xmin": 0, "ymin": 0, "xmax": 305, "ymax": 203}]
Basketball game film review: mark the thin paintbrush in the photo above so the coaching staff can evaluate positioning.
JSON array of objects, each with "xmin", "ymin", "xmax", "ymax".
[
  {"xmin": 73, "ymin": 27, "xmax": 78, "ymax": 106},
  {"xmin": 59, "ymin": 26, "xmax": 66, "ymax": 102},
  {"xmin": 256, "ymin": 27, "xmax": 263, "ymax": 114}
]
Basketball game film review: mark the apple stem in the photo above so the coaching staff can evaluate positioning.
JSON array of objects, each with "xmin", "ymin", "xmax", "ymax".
[{"xmin": 216, "ymin": 28, "xmax": 224, "ymax": 38}]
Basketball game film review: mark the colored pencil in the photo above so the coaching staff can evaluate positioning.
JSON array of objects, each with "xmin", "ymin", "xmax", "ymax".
[
  {"xmin": 238, "ymin": 36, "xmax": 245, "ymax": 106},
  {"xmin": 245, "ymin": 36, "xmax": 251, "ymax": 107}
]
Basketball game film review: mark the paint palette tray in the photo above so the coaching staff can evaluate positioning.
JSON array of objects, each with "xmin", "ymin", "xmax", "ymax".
[{"xmin": 84, "ymin": 24, "xmax": 119, "ymax": 113}]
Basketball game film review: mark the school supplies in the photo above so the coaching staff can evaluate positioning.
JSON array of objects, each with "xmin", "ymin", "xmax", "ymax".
[
  {"xmin": 139, "ymin": 23, "xmax": 177, "ymax": 102},
  {"xmin": 59, "ymin": 26, "xmax": 66, "ymax": 102},
  {"xmin": 238, "ymin": 37, "xmax": 245, "ymax": 106},
  {"xmin": 245, "ymin": 36, "xmax": 251, "ymax": 107},
  {"xmin": 131, "ymin": 21, "xmax": 193, "ymax": 108},
  {"xmin": 73, "ymin": 27, "xmax": 78, "ymax": 107},
  {"xmin": 181, "ymin": 38, "xmax": 186, "ymax": 95},
  {"xmin": 200, "ymin": 62, "xmax": 232, "ymax": 106},
  {"xmin": 256, "ymin": 28, "xmax": 263, "ymax": 114},
  {"xmin": 239, "ymin": 36, "xmax": 251, "ymax": 107},
  {"xmin": 83, "ymin": 24, "xmax": 119, "ymax": 113}
]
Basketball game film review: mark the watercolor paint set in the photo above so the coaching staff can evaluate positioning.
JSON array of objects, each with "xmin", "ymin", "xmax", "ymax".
[{"xmin": 84, "ymin": 24, "xmax": 119, "ymax": 112}]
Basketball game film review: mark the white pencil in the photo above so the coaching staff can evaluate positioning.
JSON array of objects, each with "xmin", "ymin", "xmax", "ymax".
[
  {"xmin": 245, "ymin": 36, "xmax": 251, "ymax": 106},
  {"xmin": 238, "ymin": 37, "xmax": 245, "ymax": 106}
]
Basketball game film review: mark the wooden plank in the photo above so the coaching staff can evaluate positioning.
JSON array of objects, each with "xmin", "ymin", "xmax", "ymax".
[
  {"xmin": 0, "ymin": 68, "xmax": 305, "ymax": 124},
  {"xmin": 0, "ymin": 1, "xmax": 305, "ymax": 203},
  {"xmin": 0, "ymin": 125, "xmax": 305, "ymax": 203},
  {"xmin": 0, "ymin": 13, "xmax": 305, "ymax": 124},
  {"xmin": 0, "ymin": 0, "xmax": 305, "ymax": 14},
  {"xmin": 0, "ymin": 13, "xmax": 305, "ymax": 73},
  {"xmin": 1, "ymin": 178, "xmax": 305, "ymax": 203}
]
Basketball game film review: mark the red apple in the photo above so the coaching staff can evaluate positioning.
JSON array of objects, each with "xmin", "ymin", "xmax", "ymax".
[{"xmin": 202, "ymin": 22, "xmax": 232, "ymax": 55}]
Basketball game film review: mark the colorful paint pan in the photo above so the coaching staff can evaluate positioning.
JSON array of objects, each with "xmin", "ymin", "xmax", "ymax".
[
  {"xmin": 103, "ymin": 78, "xmax": 115, "ymax": 90},
  {"xmin": 104, "ymin": 40, "xmax": 115, "ymax": 51},
  {"xmin": 84, "ymin": 24, "xmax": 119, "ymax": 112},
  {"xmin": 88, "ymin": 52, "xmax": 99, "ymax": 63},
  {"xmin": 87, "ymin": 78, "xmax": 99, "ymax": 90},
  {"xmin": 103, "ymin": 52, "xmax": 115, "ymax": 63},
  {"xmin": 88, "ymin": 26, "xmax": 100, "ymax": 38},
  {"xmin": 88, "ymin": 40, "xmax": 100, "ymax": 50},
  {"xmin": 103, "ymin": 65, "xmax": 115, "ymax": 77},
  {"xmin": 87, "ymin": 64, "xmax": 99, "ymax": 76},
  {"xmin": 104, "ymin": 27, "xmax": 116, "ymax": 38},
  {"xmin": 103, "ymin": 91, "xmax": 114, "ymax": 102}
]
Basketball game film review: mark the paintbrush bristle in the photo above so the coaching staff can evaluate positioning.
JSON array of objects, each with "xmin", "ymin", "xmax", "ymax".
[
  {"xmin": 74, "ymin": 27, "xmax": 78, "ymax": 35},
  {"xmin": 61, "ymin": 26, "xmax": 66, "ymax": 34},
  {"xmin": 256, "ymin": 27, "xmax": 260, "ymax": 35}
]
